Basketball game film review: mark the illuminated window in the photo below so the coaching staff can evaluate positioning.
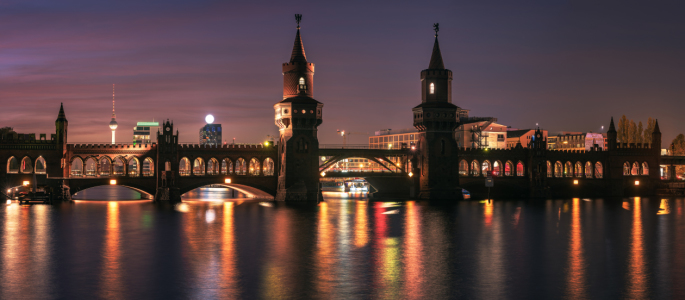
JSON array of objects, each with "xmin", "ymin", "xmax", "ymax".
[
  {"xmin": 299, "ymin": 77, "xmax": 305, "ymax": 85},
  {"xmin": 298, "ymin": 77, "xmax": 306, "ymax": 91},
  {"xmin": 429, "ymin": 83, "xmax": 435, "ymax": 94}
]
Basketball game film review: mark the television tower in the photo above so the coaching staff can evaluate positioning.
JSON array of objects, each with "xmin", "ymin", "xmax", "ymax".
[{"xmin": 109, "ymin": 84, "xmax": 118, "ymax": 144}]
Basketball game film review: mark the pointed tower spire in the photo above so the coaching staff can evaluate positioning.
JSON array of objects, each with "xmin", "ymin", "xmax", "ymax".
[
  {"xmin": 653, "ymin": 119, "xmax": 660, "ymax": 133},
  {"xmin": 428, "ymin": 23, "xmax": 444, "ymax": 69},
  {"xmin": 608, "ymin": 117, "xmax": 616, "ymax": 132},
  {"xmin": 290, "ymin": 14, "xmax": 307, "ymax": 63},
  {"xmin": 56, "ymin": 102, "xmax": 67, "ymax": 122}
]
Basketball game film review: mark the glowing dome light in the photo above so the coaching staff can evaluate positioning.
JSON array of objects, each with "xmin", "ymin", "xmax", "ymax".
[{"xmin": 205, "ymin": 114, "xmax": 214, "ymax": 124}]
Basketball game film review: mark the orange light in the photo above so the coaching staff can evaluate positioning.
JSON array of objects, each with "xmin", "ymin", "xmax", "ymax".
[
  {"xmin": 573, "ymin": 179, "xmax": 579, "ymax": 185},
  {"xmin": 320, "ymin": 172, "xmax": 326, "ymax": 177},
  {"xmin": 109, "ymin": 179, "xmax": 117, "ymax": 185},
  {"xmin": 408, "ymin": 172, "xmax": 413, "ymax": 177},
  {"xmin": 634, "ymin": 180, "xmax": 640, "ymax": 186},
  {"xmin": 225, "ymin": 178, "xmax": 231, "ymax": 184},
  {"xmin": 22, "ymin": 181, "xmax": 29, "ymax": 186}
]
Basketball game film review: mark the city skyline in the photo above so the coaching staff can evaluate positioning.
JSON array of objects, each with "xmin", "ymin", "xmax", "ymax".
[{"xmin": 1, "ymin": 1, "xmax": 684, "ymax": 144}]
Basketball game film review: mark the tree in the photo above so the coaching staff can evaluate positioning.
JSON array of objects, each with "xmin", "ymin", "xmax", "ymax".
[
  {"xmin": 628, "ymin": 120, "xmax": 637, "ymax": 144},
  {"xmin": 644, "ymin": 118, "xmax": 655, "ymax": 145},
  {"xmin": 671, "ymin": 134, "xmax": 685, "ymax": 177},
  {"xmin": 0, "ymin": 127, "xmax": 14, "ymax": 135},
  {"xmin": 617, "ymin": 115, "xmax": 628, "ymax": 143},
  {"xmin": 637, "ymin": 121, "xmax": 643, "ymax": 144}
]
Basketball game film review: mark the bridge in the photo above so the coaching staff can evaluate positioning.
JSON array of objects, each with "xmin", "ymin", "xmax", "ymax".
[{"xmin": 0, "ymin": 19, "xmax": 676, "ymax": 203}]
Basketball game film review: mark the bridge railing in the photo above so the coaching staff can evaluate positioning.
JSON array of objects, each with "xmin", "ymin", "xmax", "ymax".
[{"xmin": 320, "ymin": 144, "xmax": 370, "ymax": 149}]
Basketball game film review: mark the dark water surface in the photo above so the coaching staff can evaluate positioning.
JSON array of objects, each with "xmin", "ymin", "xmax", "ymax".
[{"xmin": 2, "ymin": 188, "xmax": 685, "ymax": 299}]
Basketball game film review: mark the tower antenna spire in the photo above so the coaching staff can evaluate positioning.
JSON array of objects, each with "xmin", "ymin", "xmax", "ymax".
[
  {"xmin": 109, "ymin": 83, "xmax": 118, "ymax": 144},
  {"xmin": 112, "ymin": 84, "xmax": 116, "ymax": 116},
  {"xmin": 295, "ymin": 14, "xmax": 302, "ymax": 29},
  {"xmin": 433, "ymin": 23, "xmax": 439, "ymax": 37}
]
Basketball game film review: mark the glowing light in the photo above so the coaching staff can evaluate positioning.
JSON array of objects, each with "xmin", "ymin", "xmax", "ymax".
[
  {"xmin": 573, "ymin": 179, "xmax": 579, "ymax": 185},
  {"xmin": 205, "ymin": 209, "xmax": 216, "ymax": 223},
  {"xmin": 388, "ymin": 143, "xmax": 392, "ymax": 148},
  {"xmin": 225, "ymin": 178, "xmax": 231, "ymax": 184},
  {"xmin": 321, "ymin": 172, "xmax": 326, "ymax": 177},
  {"xmin": 6, "ymin": 189, "xmax": 10, "ymax": 193},
  {"xmin": 264, "ymin": 141, "xmax": 270, "ymax": 146},
  {"xmin": 408, "ymin": 172, "xmax": 413, "ymax": 177},
  {"xmin": 22, "ymin": 181, "xmax": 29, "ymax": 186},
  {"xmin": 175, "ymin": 203, "xmax": 189, "ymax": 213},
  {"xmin": 110, "ymin": 179, "xmax": 117, "ymax": 185},
  {"xmin": 6, "ymin": 200, "xmax": 11, "ymax": 204},
  {"xmin": 634, "ymin": 180, "xmax": 640, "ymax": 186},
  {"xmin": 205, "ymin": 114, "xmax": 214, "ymax": 124}
]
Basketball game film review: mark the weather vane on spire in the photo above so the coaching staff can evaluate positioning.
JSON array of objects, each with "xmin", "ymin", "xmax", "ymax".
[
  {"xmin": 433, "ymin": 23, "xmax": 439, "ymax": 37},
  {"xmin": 295, "ymin": 14, "xmax": 302, "ymax": 29}
]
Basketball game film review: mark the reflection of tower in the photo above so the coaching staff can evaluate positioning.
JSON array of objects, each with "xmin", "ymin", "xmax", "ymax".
[{"xmin": 109, "ymin": 84, "xmax": 118, "ymax": 144}]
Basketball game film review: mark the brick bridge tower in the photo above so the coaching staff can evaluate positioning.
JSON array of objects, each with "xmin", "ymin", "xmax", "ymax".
[
  {"xmin": 55, "ymin": 103, "xmax": 69, "ymax": 178},
  {"xmin": 155, "ymin": 120, "xmax": 181, "ymax": 202},
  {"xmin": 274, "ymin": 14, "xmax": 324, "ymax": 203},
  {"xmin": 412, "ymin": 24, "xmax": 462, "ymax": 200}
]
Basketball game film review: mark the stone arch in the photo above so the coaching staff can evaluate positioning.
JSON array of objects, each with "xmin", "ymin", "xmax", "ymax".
[
  {"xmin": 471, "ymin": 160, "xmax": 480, "ymax": 176},
  {"xmin": 180, "ymin": 157, "xmax": 191, "ymax": 176},
  {"xmin": 84, "ymin": 157, "xmax": 98, "ymax": 176},
  {"xmin": 222, "ymin": 158, "xmax": 233, "ymax": 175},
  {"xmin": 493, "ymin": 160, "xmax": 502, "ymax": 176},
  {"xmin": 516, "ymin": 161, "xmax": 525, "ymax": 176},
  {"xmin": 7, "ymin": 156, "xmax": 19, "ymax": 174},
  {"xmin": 623, "ymin": 161, "xmax": 631, "ymax": 176},
  {"xmin": 482, "ymin": 160, "xmax": 491, "ymax": 177},
  {"xmin": 631, "ymin": 162, "xmax": 639, "ymax": 176},
  {"xmin": 193, "ymin": 157, "xmax": 205, "ymax": 176},
  {"xmin": 595, "ymin": 161, "xmax": 603, "ymax": 178},
  {"xmin": 179, "ymin": 182, "xmax": 274, "ymax": 199},
  {"xmin": 20, "ymin": 156, "xmax": 33, "ymax": 174},
  {"xmin": 207, "ymin": 158, "xmax": 219, "ymax": 175},
  {"xmin": 575, "ymin": 161, "xmax": 583, "ymax": 177},
  {"xmin": 585, "ymin": 161, "xmax": 593, "ymax": 178},
  {"xmin": 128, "ymin": 157, "xmax": 140, "ymax": 177},
  {"xmin": 70, "ymin": 156, "xmax": 84, "ymax": 177},
  {"xmin": 546, "ymin": 161, "xmax": 552, "ymax": 178},
  {"xmin": 35, "ymin": 156, "xmax": 46, "ymax": 174},
  {"xmin": 505, "ymin": 160, "xmax": 513, "ymax": 176},
  {"xmin": 249, "ymin": 157, "xmax": 261, "ymax": 176},
  {"xmin": 112, "ymin": 156, "xmax": 126, "ymax": 176},
  {"xmin": 142, "ymin": 157, "xmax": 154, "ymax": 177},
  {"xmin": 235, "ymin": 158, "xmax": 247, "ymax": 175},
  {"xmin": 642, "ymin": 162, "xmax": 649, "ymax": 175},
  {"xmin": 564, "ymin": 161, "xmax": 572, "ymax": 178},
  {"xmin": 459, "ymin": 160, "xmax": 468, "ymax": 176},
  {"xmin": 99, "ymin": 156, "xmax": 112, "ymax": 176},
  {"xmin": 554, "ymin": 161, "xmax": 563, "ymax": 178},
  {"xmin": 263, "ymin": 158, "xmax": 275, "ymax": 176}
]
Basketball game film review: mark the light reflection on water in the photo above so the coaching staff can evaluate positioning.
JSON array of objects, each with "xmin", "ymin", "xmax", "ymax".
[{"xmin": 2, "ymin": 196, "xmax": 685, "ymax": 298}]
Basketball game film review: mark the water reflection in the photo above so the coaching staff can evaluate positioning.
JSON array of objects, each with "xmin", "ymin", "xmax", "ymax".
[
  {"xmin": 566, "ymin": 198, "xmax": 587, "ymax": 298},
  {"xmin": 403, "ymin": 201, "xmax": 423, "ymax": 299},
  {"xmin": 100, "ymin": 202, "xmax": 122, "ymax": 299},
  {"xmin": 220, "ymin": 202, "xmax": 240, "ymax": 298},
  {"xmin": 627, "ymin": 197, "xmax": 647, "ymax": 299}
]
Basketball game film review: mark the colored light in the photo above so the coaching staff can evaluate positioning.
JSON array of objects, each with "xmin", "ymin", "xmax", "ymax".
[
  {"xmin": 573, "ymin": 179, "xmax": 579, "ymax": 185},
  {"xmin": 205, "ymin": 114, "xmax": 214, "ymax": 124},
  {"xmin": 634, "ymin": 180, "xmax": 640, "ymax": 186},
  {"xmin": 22, "ymin": 181, "xmax": 29, "ymax": 186},
  {"xmin": 110, "ymin": 179, "xmax": 117, "ymax": 185},
  {"xmin": 321, "ymin": 172, "xmax": 326, "ymax": 177},
  {"xmin": 225, "ymin": 178, "xmax": 231, "ymax": 184},
  {"xmin": 408, "ymin": 172, "xmax": 413, "ymax": 177}
]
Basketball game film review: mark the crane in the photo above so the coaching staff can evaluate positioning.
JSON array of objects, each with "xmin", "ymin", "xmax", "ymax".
[{"xmin": 336, "ymin": 130, "xmax": 369, "ymax": 147}]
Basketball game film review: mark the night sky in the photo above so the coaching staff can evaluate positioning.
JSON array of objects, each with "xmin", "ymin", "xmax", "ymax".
[{"xmin": 1, "ymin": 1, "xmax": 684, "ymax": 145}]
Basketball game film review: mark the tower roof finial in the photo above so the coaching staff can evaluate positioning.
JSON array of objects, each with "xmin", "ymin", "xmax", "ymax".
[
  {"xmin": 428, "ymin": 23, "xmax": 444, "ymax": 69},
  {"xmin": 290, "ymin": 14, "xmax": 307, "ymax": 63}
]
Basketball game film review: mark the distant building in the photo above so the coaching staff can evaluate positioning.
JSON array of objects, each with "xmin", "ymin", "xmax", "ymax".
[
  {"xmin": 369, "ymin": 128, "xmax": 418, "ymax": 149},
  {"xmin": 547, "ymin": 132, "xmax": 606, "ymax": 151},
  {"xmin": 132, "ymin": 122, "xmax": 159, "ymax": 145},
  {"xmin": 506, "ymin": 129, "xmax": 548, "ymax": 149},
  {"xmin": 455, "ymin": 120, "xmax": 508, "ymax": 149},
  {"xmin": 200, "ymin": 124, "xmax": 222, "ymax": 146}
]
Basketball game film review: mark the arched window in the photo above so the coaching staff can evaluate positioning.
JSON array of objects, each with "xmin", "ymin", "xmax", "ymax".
[
  {"xmin": 193, "ymin": 158, "xmax": 205, "ymax": 176},
  {"xmin": 585, "ymin": 161, "xmax": 593, "ymax": 178},
  {"xmin": 505, "ymin": 161, "xmax": 513, "ymax": 176},
  {"xmin": 554, "ymin": 161, "xmax": 563, "ymax": 177},
  {"xmin": 459, "ymin": 160, "xmax": 468, "ymax": 176},
  {"xmin": 207, "ymin": 158, "xmax": 219, "ymax": 175},
  {"xmin": 429, "ymin": 83, "xmax": 435, "ymax": 94},
  {"xmin": 564, "ymin": 161, "xmax": 572, "ymax": 178},
  {"xmin": 99, "ymin": 157, "xmax": 110, "ymax": 176},
  {"xmin": 71, "ymin": 157, "xmax": 83, "ymax": 177},
  {"xmin": 179, "ymin": 157, "xmax": 191, "ymax": 176},
  {"xmin": 575, "ymin": 162, "xmax": 583, "ymax": 177},
  {"xmin": 142, "ymin": 158, "xmax": 154, "ymax": 177},
  {"xmin": 263, "ymin": 158, "xmax": 275, "ymax": 176},
  {"xmin": 236, "ymin": 158, "xmax": 247, "ymax": 175},
  {"xmin": 222, "ymin": 158, "xmax": 233, "ymax": 175},
  {"xmin": 516, "ymin": 161, "xmax": 524, "ymax": 176},
  {"xmin": 547, "ymin": 161, "xmax": 552, "ymax": 178},
  {"xmin": 642, "ymin": 162, "xmax": 649, "ymax": 175},
  {"xmin": 482, "ymin": 160, "xmax": 491, "ymax": 177},
  {"xmin": 35, "ymin": 157, "xmax": 46, "ymax": 174},
  {"xmin": 84, "ymin": 158, "xmax": 97, "ymax": 176},
  {"xmin": 595, "ymin": 162, "xmax": 603, "ymax": 178},
  {"xmin": 128, "ymin": 157, "xmax": 139, "ymax": 177},
  {"xmin": 493, "ymin": 161, "xmax": 502, "ymax": 176},
  {"xmin": 299, "ymin": 77, "xmax": 305, "ymax": 86},
  {"xmin": 623, "ymin": 162, "xmax": 630, "ymax": 176},
  {"xmin": 249, "ymin": 158, "xmax": 261, "ymax": 175},
  {"xmin": 631, "ymin": 162, "xmax": 639, "ymax": 176},
  {"xmin": 165, "ymin": 160, "xmax": 171, "ymax": 171},
  {"xmin": 298, "ymin": 77, "xmax": 306, "ymax": 91},
  {"xmin": 21, "ymin": 157, "xmax": 33, "ymax": 174},
  {"xmin": 113, "ymin": 157, "xmax": 125, "ymax": 176},
  {"xmin": 7, "ymin": 156, "xmax": 19, "ymax": 174},
  {"xmin": 471, "ymin": 160, "xmax": 480, "ymax": 176}
]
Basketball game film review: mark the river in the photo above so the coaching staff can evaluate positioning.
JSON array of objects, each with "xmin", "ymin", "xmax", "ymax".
[{"xmin": 1, "ymin": 186, "xmax": 684, "ymax": 299}]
